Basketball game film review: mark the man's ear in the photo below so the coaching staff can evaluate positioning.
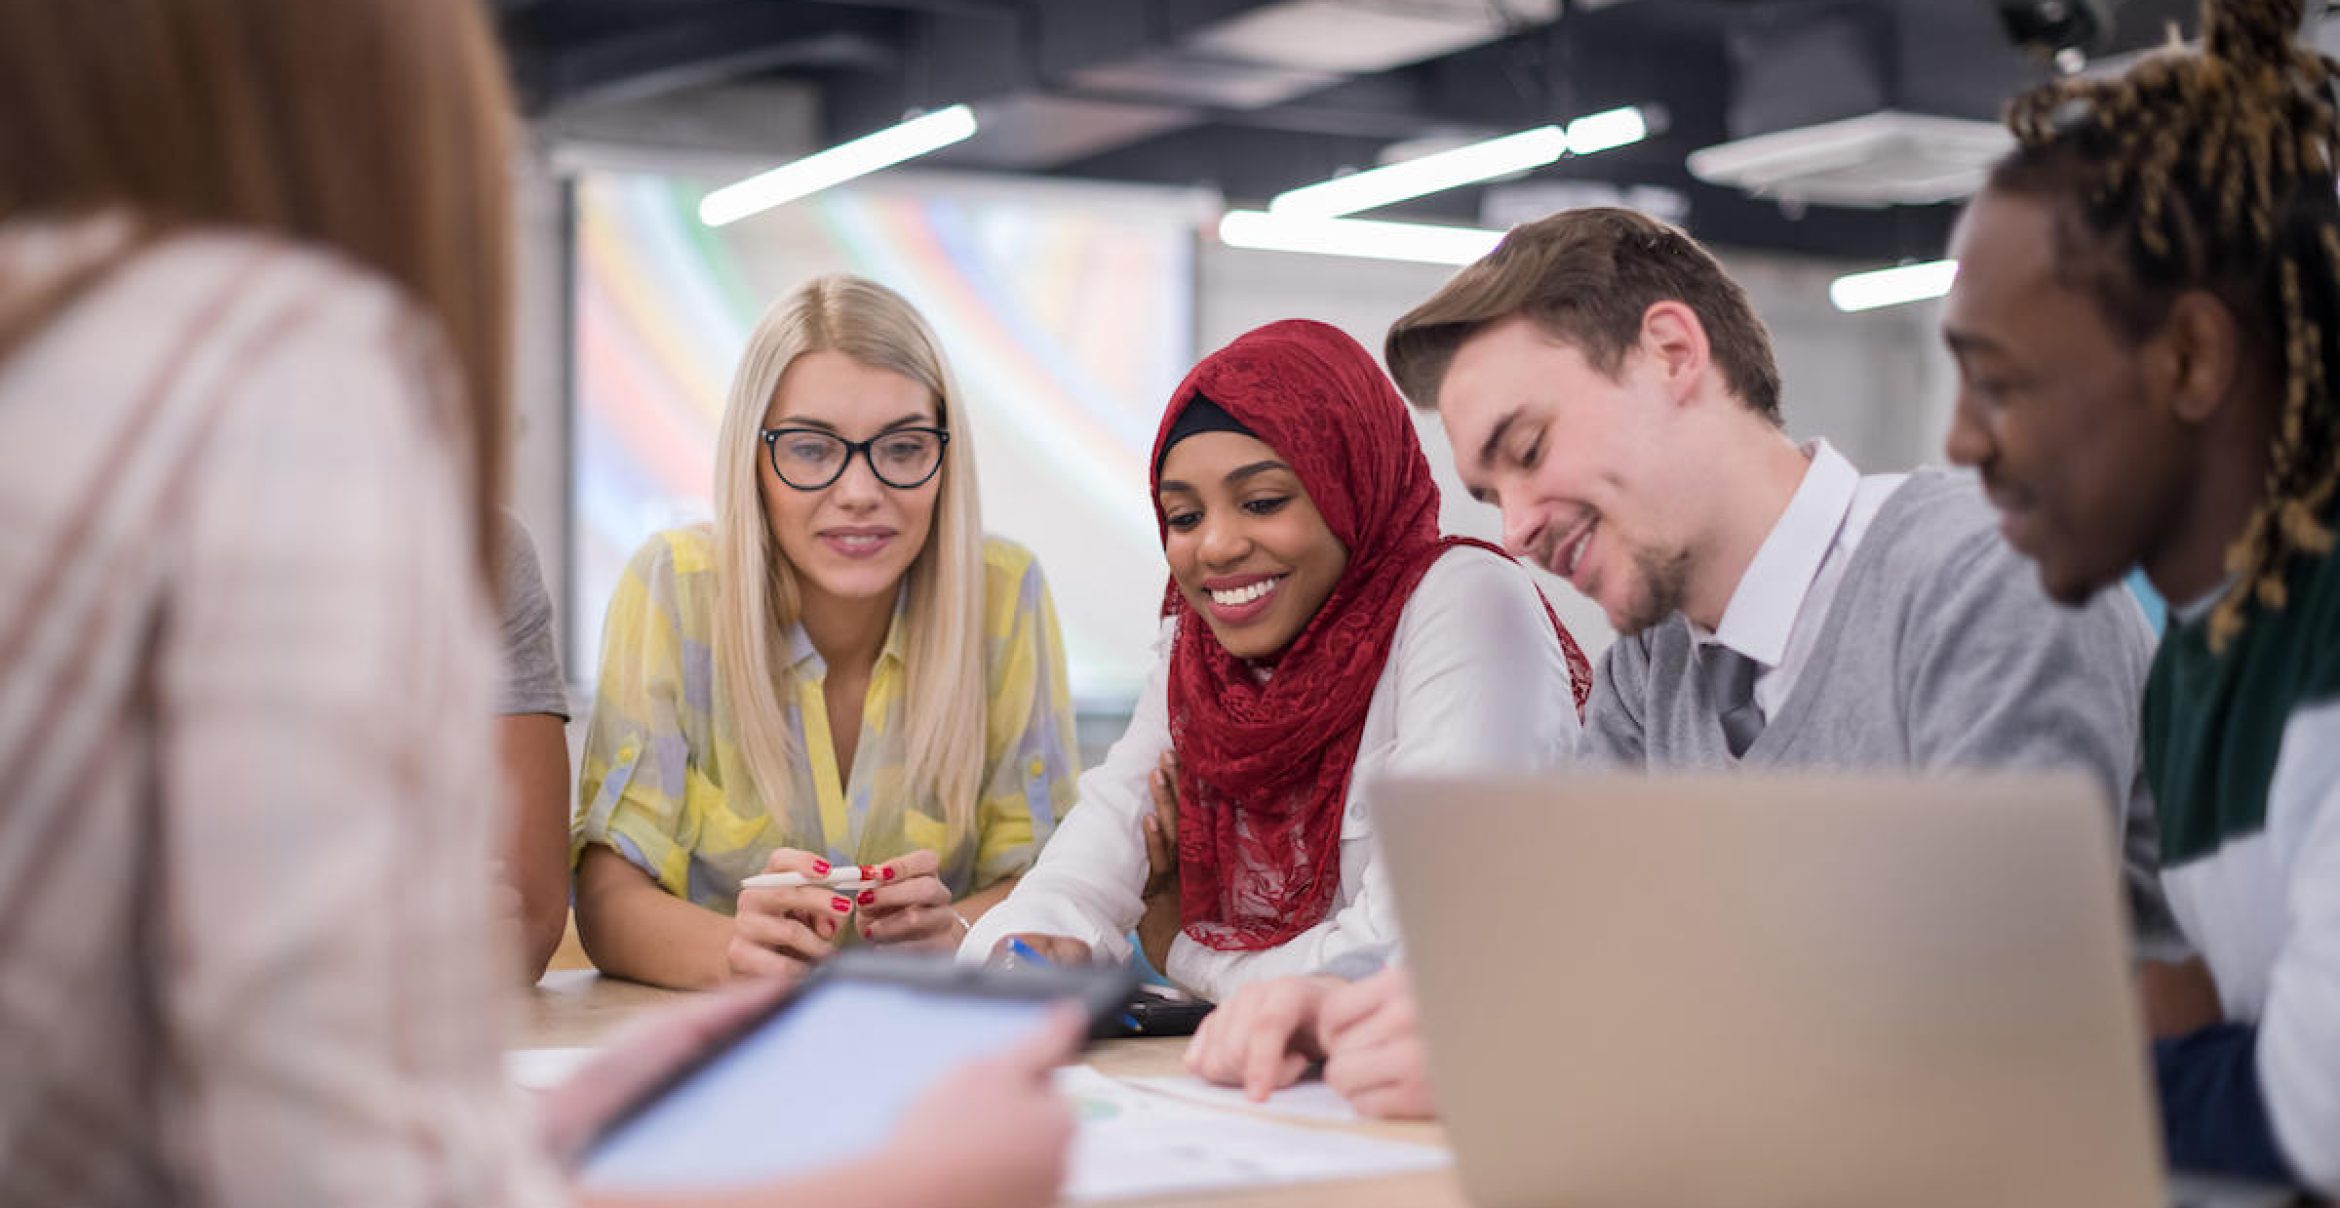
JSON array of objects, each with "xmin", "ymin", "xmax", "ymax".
[
  {"xmin": 2156, "ymin": 291, "xmax": 2247, "ymax": 425},
  {"xmin": 1640, "ymin": 300, "xmax": 1712, "ymax": 405}
]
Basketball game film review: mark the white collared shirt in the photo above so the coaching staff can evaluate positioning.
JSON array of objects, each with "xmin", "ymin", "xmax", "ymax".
[
  {"xmin": 1691, "ymin": 440, "xmax": 1906, "ymax": 721},
  {"xmin": 958, "ymin": 546, "xmax": 1583, "ymax": 1001}
]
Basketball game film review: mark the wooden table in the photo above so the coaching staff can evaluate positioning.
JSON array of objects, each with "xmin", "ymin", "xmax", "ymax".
[{"xmin": 524, "ymin": 971, "xmax": 1470, "ymax": 1207}]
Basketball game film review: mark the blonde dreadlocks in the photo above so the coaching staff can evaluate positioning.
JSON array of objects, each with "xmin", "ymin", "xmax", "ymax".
[{"xmin": 1992, "ymin": 0, "xmax": 2340, "ymax": 648}]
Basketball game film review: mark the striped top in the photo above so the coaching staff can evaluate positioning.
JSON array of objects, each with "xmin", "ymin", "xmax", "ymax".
[
  {"xmin": 2143, "ymin": 540, "xmax": 2340, "ymax": 1190},
  {"xmin": 0, "ymin": 222, "xmax": 566, "ymax": 1207},
  {"xmin": 574, "ymin": 526, "xmax": 1080, "ymax": 910}
]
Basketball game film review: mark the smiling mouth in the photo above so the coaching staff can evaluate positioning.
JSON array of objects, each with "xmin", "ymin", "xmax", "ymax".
[
  {"xmin": 820, "ymin": 530, "xmax": 895, "ymax": 555},
  {"xmin": 1208, "ymin": 576, "xmax": 1285, "ymax": 608},
  {"xmin": 1553, "ymin": 518, "xmax": 1598, "ymax": 581}
]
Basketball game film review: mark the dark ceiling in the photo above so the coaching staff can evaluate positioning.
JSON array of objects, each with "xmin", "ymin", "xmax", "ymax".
[{"xmin": 494, "ymin": 0, "xmax": 2208, "ymax": 261}]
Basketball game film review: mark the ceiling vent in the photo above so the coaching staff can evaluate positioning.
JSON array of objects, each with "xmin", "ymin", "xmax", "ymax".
[
  {"xmin": 1685, "ymin": 111, "xmax": 2013, "ymax": 208},
  {"xmin": 1187, "ymin": 0, "xmax": 1563, "ymax": 75}
]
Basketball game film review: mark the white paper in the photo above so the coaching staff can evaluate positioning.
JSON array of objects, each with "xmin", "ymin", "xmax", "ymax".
[
  {"xmin": 506, "ymin": 1046, "xmax": 595, "ymax": 1091},
  {"xmin": 1052, "ymin": 1065, "xmax": 1448, "ymax": 1204},
  {"xmin": 1118, "ymin": 1073, "xmax": 1362, "ymax": 1123}
]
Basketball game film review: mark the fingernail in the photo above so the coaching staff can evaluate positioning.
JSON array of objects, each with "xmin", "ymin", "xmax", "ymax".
[
  {"xmin": 860, "ymin": 864, "xmax": 877, "ymax": 880},
  {"xmin": 812, "ymin": 858, "xmax": 831, "ymax": 875},
  {"xmin": 862, "ymin": 925, "xmax": 874, "ymax": 939},
  {"xmin": 831, "ymin": 896, "xmax": 851, "ymax": 913},
  {"xmin": 858, "ymin": 889, "xmax": 876, "ymax": 905},
  {"xmin": 882, "ymin": 866, "xmax": 896, "ymax": 881}
]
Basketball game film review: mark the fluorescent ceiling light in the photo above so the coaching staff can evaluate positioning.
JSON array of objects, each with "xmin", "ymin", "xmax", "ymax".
[
  {"xmin": 1270, "ymin": 125, "xmax": 1567, "ymax": 217},
  {"xmin": 1562, "ymin": 106, "xmax": 1648, "ymax": 156},
  {"xmin": 699, "ymin": 105, "xmax": 977, "ymax": 227},
  {"xmin": 1829, "ymin": 259, "xmax": 1958, "ymax": 312},
  {"xmin": 1218, "ymin": 210, "xmax": 1503, "ymax": 266},
  {"xmin": 1266, "ymin": 107, "xmax": 1647, "ymax": 219}
]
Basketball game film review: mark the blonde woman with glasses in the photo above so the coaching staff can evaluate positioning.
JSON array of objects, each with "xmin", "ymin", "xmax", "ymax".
[{"xmin": 573, "ymin": 276, "xmax": 1082, "ymax": 989}]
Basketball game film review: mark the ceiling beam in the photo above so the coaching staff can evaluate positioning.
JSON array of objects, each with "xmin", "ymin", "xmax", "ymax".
[{"xmin": 509, "ymin": 3, "xmax": 898, "ymax": 113}]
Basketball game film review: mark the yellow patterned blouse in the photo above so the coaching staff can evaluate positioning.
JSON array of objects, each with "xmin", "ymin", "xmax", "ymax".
[{"xmin": 574, "ymin": 526, "xmax": 1081, "ymax": 911}]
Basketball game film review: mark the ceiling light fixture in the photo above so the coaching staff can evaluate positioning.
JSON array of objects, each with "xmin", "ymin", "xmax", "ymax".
[
  {"xmin": 1218, "ymin": 210, "xmax": 1504, "ymax": 266},
  {"xmin": 1562, "ymin": 105, "xmax": 1649, "ymax": 156},
  {"xmin": 699, "ymin": 105, "xmax": 978, "ymax": 227},
  {"xmin": 1829, "ymin": 259, "xmax": 1959, "ymax": 312},
  {"xmin": 1266, "ymin": 106, "xmax": 1648, "ymax": 218}
]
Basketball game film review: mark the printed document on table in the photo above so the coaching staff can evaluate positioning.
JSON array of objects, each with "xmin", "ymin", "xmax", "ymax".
[
  {"xmin": 1052, "ymin": 1065, "xmax": 1449, "ymax": 1203},
  {"xmin": 1117, "ymin": 1073, "xmax": 1362, "ymax": 1123}
]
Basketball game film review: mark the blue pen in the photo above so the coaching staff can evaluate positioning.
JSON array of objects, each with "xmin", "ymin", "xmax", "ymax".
[{"xmin": 1002, "ymin": 937, "xmax": 1052, "ymax": 968}]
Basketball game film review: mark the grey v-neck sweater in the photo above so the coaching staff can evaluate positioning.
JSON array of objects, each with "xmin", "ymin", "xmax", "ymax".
[{"xmin": 1583, "ymin": 468, "xmax": 2179, "ymax": 949}]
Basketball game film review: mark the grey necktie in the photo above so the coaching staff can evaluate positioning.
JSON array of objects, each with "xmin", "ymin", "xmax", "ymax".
[{"xmin": 1700, "ymin": 646, "xmax": 1765, "ymax": 758}]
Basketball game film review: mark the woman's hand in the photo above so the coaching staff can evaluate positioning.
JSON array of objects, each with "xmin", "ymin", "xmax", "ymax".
[
  {"xmin": 1184, "ymin": 974, "xmax": 1339, "ymax": 1100},
  {"xmin": 992, "ymin": 933, "xmax": 1094, "ymax": 966},
  {"xmin": 859, "ymin": 849, "xmax": 963, "ymax": 951},
  {"xmin": 886, "ymin": 1007, "xmax": 1086, "ymax": 1208},
  {"xmin": 1138, "ymin": 752, "xmax": 1184, "ymax": 971},
  {"xmin": 728, "ymin": 848, "xmax": 851, "ymax": 979},
  {"xmin": 1141, "ymin": 753, "xmax": 1182, "ymax": 903},
  {"xmin": 542, "ymin": 985, "xmax": 1082, "ymax": 1208}
]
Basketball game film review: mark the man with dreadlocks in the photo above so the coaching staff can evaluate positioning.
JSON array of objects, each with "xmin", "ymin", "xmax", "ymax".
[{"xmin": 1943, "ymin": 0, "xmax": 2340, "ymax": 1189}]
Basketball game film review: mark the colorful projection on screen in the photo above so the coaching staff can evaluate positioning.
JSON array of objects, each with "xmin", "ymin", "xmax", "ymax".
[{"xmin": 572, "ymin": 171, "xmax": 1196, "ymax": 703}]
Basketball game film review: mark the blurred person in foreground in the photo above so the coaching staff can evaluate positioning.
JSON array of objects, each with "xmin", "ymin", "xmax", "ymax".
[{"xmin": 0, "ymin": 2, "xmax": 1075, "ymax": 1205}]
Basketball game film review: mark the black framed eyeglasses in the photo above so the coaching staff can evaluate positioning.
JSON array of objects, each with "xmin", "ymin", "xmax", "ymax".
[{"xmin": 759, "ymin": 425, "xmax": 949, "ymax": 491}]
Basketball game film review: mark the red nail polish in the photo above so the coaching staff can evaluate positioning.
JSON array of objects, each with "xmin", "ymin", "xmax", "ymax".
[
  {"xmin": 862, "ymin": 925, "xmax": 874, "ymax": 940},
  {"xmin": 882, "ymin": 866, "xmax": 897, "ymax": 881},
  {"xmin": 860, "ymin": 864, "xmax": 878, "ymax": 880},
  {"xmin": 832, "ymin": 896, "xmax": 851, "ymax": 912},
  {"xmin": 858, "ymin": 889, "xmax": 876, "ymax": 905},
  {"xmin": 812, "ymin": 858, "xmax": 831, "ymax": 875}
]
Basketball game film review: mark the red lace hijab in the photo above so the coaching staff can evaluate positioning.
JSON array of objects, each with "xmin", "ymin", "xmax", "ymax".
[{"xmin": 1149, "ymin": 319, "xmax": 1592, "ymax": 951}]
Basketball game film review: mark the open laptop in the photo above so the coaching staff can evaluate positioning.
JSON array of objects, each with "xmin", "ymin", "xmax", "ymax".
[{"xmin": 1374, "ymin": 772, "xmax": 2168, "ymax": 1208}]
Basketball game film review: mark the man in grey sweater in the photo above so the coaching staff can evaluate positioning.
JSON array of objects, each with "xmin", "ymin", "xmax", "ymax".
[{"xmin": 1182, "ymin": 206, "xmax": 2175, "ymax": 1117}]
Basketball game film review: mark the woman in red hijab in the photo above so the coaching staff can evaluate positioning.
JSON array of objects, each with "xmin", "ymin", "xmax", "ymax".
[{"xmin": 961, "ymin": 319, "xmax": 1590, "ymax": 1001}]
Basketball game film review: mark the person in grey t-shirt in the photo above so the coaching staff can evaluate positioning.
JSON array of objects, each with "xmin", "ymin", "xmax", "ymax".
[
  {"xmin": 496, "ymin": 511, "xmax": 573, "ymax": 980},
  {"xmin": 1186, "ymin": 206, "xmax": 2178, "ymax": 1121}
]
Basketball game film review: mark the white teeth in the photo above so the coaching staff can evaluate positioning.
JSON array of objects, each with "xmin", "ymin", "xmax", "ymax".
[
  {"xmin": 1209, "ymin": 577, "xmax": 1282, "ymax": 608},
  {"xmin": 830, "ymin": 533, "xmax": 886, "ymax": 550},
  {"xmin": 1562, "ymin": 522, "xmax": 1594, "ymax": 577}
]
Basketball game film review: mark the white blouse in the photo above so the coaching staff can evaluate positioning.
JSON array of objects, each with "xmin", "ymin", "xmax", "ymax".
[{"xmin": 960, "ymin": 547, "xmax": 1583, "ymax": 1001}]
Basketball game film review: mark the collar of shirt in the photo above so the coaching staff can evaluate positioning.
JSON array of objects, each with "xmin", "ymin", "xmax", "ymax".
[
  {"xmin": 2170, "ymin": 576, "xmax": 2236, "ymax": 627},
  {"xmin": 784, "ymin": 585, "xmax": 913, "ymax": 680},
  {"xmin": 1690, "ymin": 439, "xmax": 1861, "ymax": 669}
]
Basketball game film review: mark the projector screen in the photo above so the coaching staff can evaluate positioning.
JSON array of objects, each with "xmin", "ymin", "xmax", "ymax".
[{"xmin": 569, "ymin": 168, "xmax": 1202, "ymax": 706}]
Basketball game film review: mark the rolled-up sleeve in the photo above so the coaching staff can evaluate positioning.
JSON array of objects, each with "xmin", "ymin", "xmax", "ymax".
[
  {"xmin": 573, "ymin": 535, "xmax": 697, "ymax": 897},
  {"xmin": 960, "ymin": 622, "xmax": 1170, "ymax": 962},
  {"xmin": 971, "ymin": 547, "xmax": 1083, "ymax": 889}
]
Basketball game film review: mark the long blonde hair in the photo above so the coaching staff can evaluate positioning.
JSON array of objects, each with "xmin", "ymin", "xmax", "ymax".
[
  {"xmin": 0, "ymin": 0, "xmax": 515, "ymax": 583},
  {"xmin": 711, "ymin": 276, "xmax": 987, "ymax": 832}
]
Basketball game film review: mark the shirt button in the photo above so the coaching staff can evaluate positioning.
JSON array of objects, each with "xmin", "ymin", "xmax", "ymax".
[{"xmin": 1027, "ymin": 756, "xmax": 1045, "ymax": 778}]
